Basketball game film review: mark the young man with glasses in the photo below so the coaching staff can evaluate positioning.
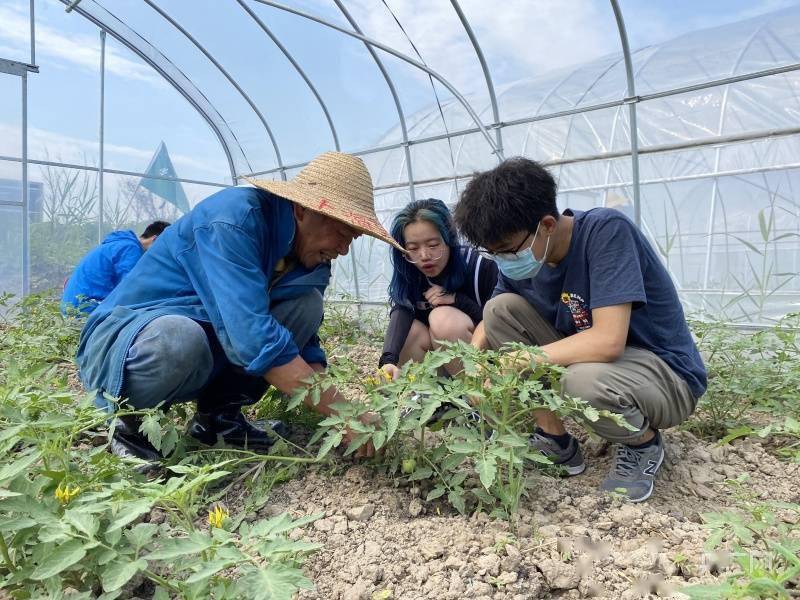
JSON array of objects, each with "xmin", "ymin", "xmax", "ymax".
[{"xmin": 453, "ymin": 158, "xmax": 706, "ymax": 502}]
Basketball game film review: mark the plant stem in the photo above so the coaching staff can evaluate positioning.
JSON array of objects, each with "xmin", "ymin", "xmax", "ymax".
[{"xmin": 0, "ymin": 533, "xmax": 15, "ymax": 571}]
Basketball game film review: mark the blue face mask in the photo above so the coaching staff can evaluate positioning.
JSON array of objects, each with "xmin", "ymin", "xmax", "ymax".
[{"xmin": 494, "ymin": 224, "xmax": 550, "ymax": 281}]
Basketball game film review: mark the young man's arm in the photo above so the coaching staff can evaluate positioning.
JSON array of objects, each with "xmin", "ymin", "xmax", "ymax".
[
  {"xmin": 471, "ymin": 321, "xmax": 488, "ymax": 350},
  {"xmin": 539, "ymin": 303, "xmax": 631, "ymax": 365}
]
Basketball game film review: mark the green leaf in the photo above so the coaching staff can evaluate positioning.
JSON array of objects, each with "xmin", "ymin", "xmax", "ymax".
[
  {"xmin": 426, "ymin": 486, "xmax": 446, "ymax": 501},
  {"xmin": 385, "ymin": 407, "xmax": 400, "ymax": 441},
  {"xmin": 441, "ymin": 453, "xmax": 467, "ymax": 472},
  {"xmin": 185, "ymin": 559, "xmax": 235, "ymax": 584},
  {"xmin": 447, "ymin": 440, "xmax": 481, "ymax": 454},
  {"xmin": 64, "ymin": 509, "xmax": 100, "ymax": 538},
  {"xmin": 145, "ymin": 533, "xmax": 213, "ymax": 560},
  {"xmin": 139, "ymin": 413, "xmax": 163, "ymax": 451},
  {"xmin": 95, "ymin": 547, "xmax": 118, "ymax": 567},
  {"xmin": 718, "ymin": 425, "xmax": 753, "ymax": 445},
  {"xmin": 758, "ymin": 208, "xmax": 770, "ymax": 242},
  {"xmin": 152, "ymin": 587, "xmax": 170, "ymax": 600},
  {"xmin": 317, "ymin": 416, "xmax": 343, "ymax": 427},
  {"xmin": 107, "ymin": 500, "xmax": 154, "ymax": 532},
  {"xmin": 0, "ymin": 516, "xmax": 36, "ymax": 532},
  {"xmin": 344, "ymin": 433, "xmax": 372, "ymax": 456},
  {"xmin": 372, "ymin": 430, "xmax": 387, "ymax": 451},
  {"xmin": 0, "ymin": 448, "xmax": 41, "ymax": 483},
  {"xmin": 0, "ymin": 424, "xmax": 24, "ymax": 442},
  {"xmin": 476, "ymin": 456, "xmax": 497, "ymax": 490},
  {"xmin": 124, "ymin": 522, "xmax": 158, "ymax": 551},
  {"xmin": 407, "ymin": 466, "xmax": 433, "ymax": 481},
  {"xmin": 30, "ymin": 539, "xmax": 87, "ymax": 580},
  {"xmin": 102, "ymin": 558, "xmax": 147, "ymax": 592},
  {"xmin": 728, "ymin": 234, "xmax": 763, "ymax": 256},
  {"xmin": 316, "ymin": 431, "xmax": 343, "ymax": 460},
  {"xmin": 236, "ymin": 563, "xmax": 314, "ymax": 599},
  {"xmin": 447, "ymin": 490, "xmax": 466, "ymax": 515},
  {"xmin": 582, "ymin": 406, "xmax": 600, "ymax": 422}
]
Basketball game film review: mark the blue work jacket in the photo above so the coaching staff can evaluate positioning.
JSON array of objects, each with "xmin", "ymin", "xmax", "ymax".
[
  {"xmin": 76, "ymin": 187, "xmax": 328, "ymax": 398},
  {"xmin": 61, "ymin": 230, "xmax": 143, "ymax": 314}
]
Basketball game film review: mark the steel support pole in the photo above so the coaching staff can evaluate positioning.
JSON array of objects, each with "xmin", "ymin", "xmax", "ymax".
[
  {"xmin": 22, "ymin": 71, "xmax": 29, "ymax": 296},
  {"xmin": 98, "ymin": 29, "xmax": 105, "ymax": 243},
  {"xmin": 29, "ymin": 0, "xmax": 35, "ymax": 65}
]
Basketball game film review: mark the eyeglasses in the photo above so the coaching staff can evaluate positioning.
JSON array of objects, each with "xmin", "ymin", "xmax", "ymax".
[
  {"xmin": 404, "ymin": 240, "xmax": 445, "ymax": 264},
  {"xmin": 477, "ymin": 231, "xmax": 532, "ymax": 261}
]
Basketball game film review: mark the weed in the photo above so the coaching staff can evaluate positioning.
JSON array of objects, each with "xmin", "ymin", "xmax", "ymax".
[
  {"xmin": 688, "ymin": 313, "xmax": 800, "ymax": 439},
  {"xmin": 683, "ymin": 496, "xmax": 800, "ymax": 599}
]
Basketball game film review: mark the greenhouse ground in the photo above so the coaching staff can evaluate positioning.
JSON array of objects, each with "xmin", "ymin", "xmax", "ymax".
[{"xmin": 0, "ymin": 296, "xmax": 798, "ymax": 599}]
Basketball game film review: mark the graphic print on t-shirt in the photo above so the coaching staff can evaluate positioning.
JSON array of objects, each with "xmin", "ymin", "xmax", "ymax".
[{"xmin": 561, "ymin": 292, "xmax": 592, "ymax": 331}]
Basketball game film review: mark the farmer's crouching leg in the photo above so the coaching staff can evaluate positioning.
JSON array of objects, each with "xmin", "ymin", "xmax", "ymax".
[
  {"xmin": 111, "ymin": 315, "xmax": 214, "ymax": 462},
  {"xmin": 188, "ymin": 290, "xmax": 325, "ymax": 451},
  {"xmin": 561, "ymin": 346, "xmax": 698, "ymax": 502}
]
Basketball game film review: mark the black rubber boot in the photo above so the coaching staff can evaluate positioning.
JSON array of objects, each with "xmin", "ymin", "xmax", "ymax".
[
  {"xmin": 187, "ymin": 407, "xmax": 288, "ymax": 452},
  {"xmin": 109, "ymin": 415, "xmax": 162, "ymax": 463}
]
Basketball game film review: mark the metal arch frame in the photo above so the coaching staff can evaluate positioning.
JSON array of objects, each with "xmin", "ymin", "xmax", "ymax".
[
  {"xmin": 140, "ymin": 0, "xmax": 287, "ymax": 180},
  {"xmin": 449, "ymin": 0, "xmax": 503, "ymax": 157},
  {"xmin": 236, "ymin": 0, "xmax": 340, "ymax": 152},
  {"xmin": 60, "ymin": 0, "xmax": 241, "ymax": 184},
  {"xmin": 249, "ymin": 0, "xmax": 500, "ymax": 158},
  {"xmin": 610, "ymin": 0, "xmax": 641, "ymax": 226},
  {"xmin": 332, "ymin": 0, "xmax": 416, "ymax": 203}
]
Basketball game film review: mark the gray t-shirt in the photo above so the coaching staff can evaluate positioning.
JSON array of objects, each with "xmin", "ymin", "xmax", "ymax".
[{"xmin": 494, "ymin": 207, "xmax": 707, "ymax": 398}]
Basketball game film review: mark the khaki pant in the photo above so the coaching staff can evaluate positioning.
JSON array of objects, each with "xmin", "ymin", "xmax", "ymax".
[{"xmin": 484, "ymin": 293, "xmax": 697, "ymax": 443}]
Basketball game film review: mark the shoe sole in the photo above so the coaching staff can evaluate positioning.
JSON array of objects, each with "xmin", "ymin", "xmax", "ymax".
[
  {"xmin": 562, "ymin": 462, "xmax": 587, "ymax": 476},
  {"xmin": 626, "ymin": 445, "xmax": 665, "ymax": 503}
]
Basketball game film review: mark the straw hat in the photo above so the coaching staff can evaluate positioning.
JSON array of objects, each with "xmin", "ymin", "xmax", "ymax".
[{"xmin": 246, "ymin": 152, "xmax": 403, "ymax": 251}]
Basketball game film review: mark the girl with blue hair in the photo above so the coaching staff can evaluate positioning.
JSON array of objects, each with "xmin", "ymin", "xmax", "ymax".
[{"xmin": 379, "ymin": 198, "xmax": 498, "ymax": 379}]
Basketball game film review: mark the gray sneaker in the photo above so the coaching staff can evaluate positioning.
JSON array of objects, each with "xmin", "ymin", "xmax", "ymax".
[
  {"xmin": 600, "ymin": 431, "xmax": 665, "ymax": 502},
  {"xmin": 529, "ymin": 431, "xmax": 586, "ymax": 476}
]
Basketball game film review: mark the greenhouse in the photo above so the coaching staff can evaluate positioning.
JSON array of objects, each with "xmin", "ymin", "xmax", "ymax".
[{"xmin": 1, "ymin": 2, "xmax": 799, "ymax": 599}]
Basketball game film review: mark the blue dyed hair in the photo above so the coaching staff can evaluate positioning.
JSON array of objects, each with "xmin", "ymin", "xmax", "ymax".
[{"xmin": 388, "ymin": 198, "xmax": 466, "ymax": 307}]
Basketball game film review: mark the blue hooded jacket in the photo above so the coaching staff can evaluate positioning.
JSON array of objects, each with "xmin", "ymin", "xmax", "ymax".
[
  {"xmin": 61, "ymin": 230, "xmax": 143, "ymax": 314},
  {"xmin": 76, "ymin": 187, "xmax": 329, "ymax": 398}
]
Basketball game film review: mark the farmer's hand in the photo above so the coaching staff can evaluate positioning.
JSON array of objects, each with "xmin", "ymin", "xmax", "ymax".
[
  {"xmin": 424, "ymin": 284, "xmax": 455, "ymax": 307},
  {"xmin": 381, "ymin": 363, "xmax": 401, "ymax": 381},
  {"xmin": 341, "ymin": 411, "xmax": 381, "ymax": 459}
]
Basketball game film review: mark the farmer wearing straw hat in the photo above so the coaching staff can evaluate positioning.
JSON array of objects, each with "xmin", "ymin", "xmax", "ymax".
[{"xmin": 76, "ymin": 152, "xmax": 399, "ymax": 463}]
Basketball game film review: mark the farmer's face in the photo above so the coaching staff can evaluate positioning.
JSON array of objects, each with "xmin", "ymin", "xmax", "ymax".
[{"xmin": 293, "ymin": 205, "xmax": 360, "ymax": 268}]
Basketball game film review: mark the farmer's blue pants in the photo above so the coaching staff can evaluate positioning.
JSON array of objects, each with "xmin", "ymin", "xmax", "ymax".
[{"xmin": 96, "ymin": 291, "xmax": 323, "ymax": 413}]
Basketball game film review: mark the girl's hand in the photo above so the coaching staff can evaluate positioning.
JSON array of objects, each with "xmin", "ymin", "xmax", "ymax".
[
  {"xmin": 424, "ymin": 284, "xmax": 455, "ymax": 307},
  {"xmin": 381, "ymin": 363, "xmax": 401, "ymax": 381}
]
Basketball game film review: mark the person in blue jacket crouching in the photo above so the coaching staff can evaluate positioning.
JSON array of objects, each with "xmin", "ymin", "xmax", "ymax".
[
  {"xmin": 61, "ymin": 221, "xmax": 170, "ymax": 315},
  {"xmin": 76, "ymin": 152, "xmax": 401, "ymax": 462}
]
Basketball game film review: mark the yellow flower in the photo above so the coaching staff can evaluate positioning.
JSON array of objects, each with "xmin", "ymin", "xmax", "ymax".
[
  {"xmin": 54, "ymin": 483, "xmax": 80, "ymax": 505},
  {"xmin": 366, "ymin": 370, "xmax": 392, "ymax": 387},
  {"xmin": 407, "ymin": 374, "xmax": 416, "ymax": 383},
  {"xmin": 208, "ymin": 505, "xmax": 228, "ymax": 528}
]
